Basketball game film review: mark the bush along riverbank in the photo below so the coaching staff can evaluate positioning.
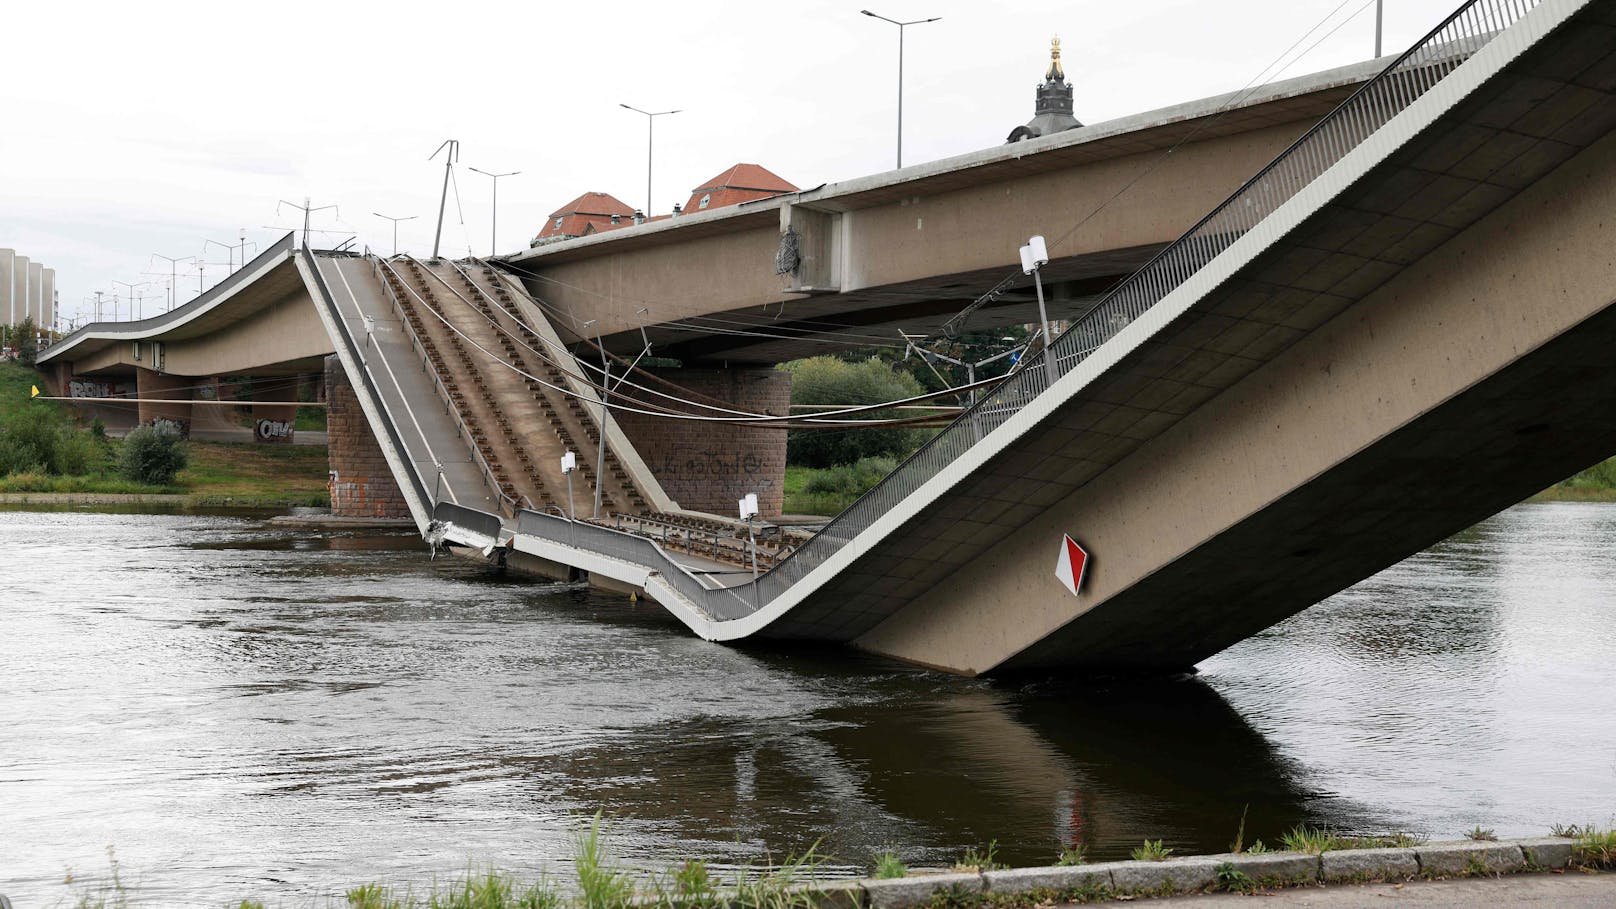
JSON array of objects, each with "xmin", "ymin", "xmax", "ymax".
[
  {"xmin": 0, "ymin": 362, "xmax": 330, "ymax": 508},
  {"xmin": 48, "ymin": 821, "xmax": 1615, "ymax": 909}
]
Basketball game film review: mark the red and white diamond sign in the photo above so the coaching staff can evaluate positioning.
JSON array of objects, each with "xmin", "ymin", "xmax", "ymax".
[{"xmin": 1054, "ymin": 534, "xmax": 1089, "ymax": 596}]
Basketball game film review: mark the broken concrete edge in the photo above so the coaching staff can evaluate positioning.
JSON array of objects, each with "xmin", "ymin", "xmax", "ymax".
[{"xmin": 758, "ymin": 836, "xmax": 1585, "ymax": 909}]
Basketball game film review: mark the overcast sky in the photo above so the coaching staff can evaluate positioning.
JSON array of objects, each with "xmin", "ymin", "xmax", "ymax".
[{"xmin": 2, "ymin": 0, "xmax": 1463, "ymax": 326}]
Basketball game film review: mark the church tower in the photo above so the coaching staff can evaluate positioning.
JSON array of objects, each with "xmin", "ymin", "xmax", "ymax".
[{"xmin": 1008, "ymin": 38, "xmax": 1084, "ymax": 143}]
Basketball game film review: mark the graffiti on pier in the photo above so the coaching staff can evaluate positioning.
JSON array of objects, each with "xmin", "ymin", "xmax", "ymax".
[
  {"xmin": 660, "ymin": 445, "xmax": 765, "ymax": 478},
  {"xmin": 256, "ymin": 419, "xmax": 293, "ymax": 441}
]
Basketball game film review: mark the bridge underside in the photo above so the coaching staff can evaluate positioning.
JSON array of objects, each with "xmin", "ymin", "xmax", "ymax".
[{"xmin": 831, "ymin": 4, "xmax": 1616, "ymax": 674}]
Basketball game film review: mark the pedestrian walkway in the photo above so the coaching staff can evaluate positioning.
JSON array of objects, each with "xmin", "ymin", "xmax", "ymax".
[{"xmin": 1127, "ymin": 870, "xmax": 1614, "ymax": 907}]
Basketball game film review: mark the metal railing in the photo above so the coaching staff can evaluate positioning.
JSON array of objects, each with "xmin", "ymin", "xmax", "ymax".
[
  {"xmin": 299, "ymin": 246, "xmax": 433, "ymax": 514},
  {"xmin": 432, "ymin": 0, "xmax": 1546, "ymax": 625},
  {"xmin": 738, "ymin": 0, "xmax": 1544, "ymax": 611}
]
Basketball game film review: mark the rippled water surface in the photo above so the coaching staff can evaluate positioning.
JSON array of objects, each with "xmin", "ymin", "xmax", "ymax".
[{"xmin": 2, "ymin": 504, "xmax": 1614, "ymax": 907}]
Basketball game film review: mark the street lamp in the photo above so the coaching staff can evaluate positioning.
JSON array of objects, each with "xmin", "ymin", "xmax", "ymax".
[
  {"xmin": 1019, "ymin": 234, "xmax": 1057, "ymax": 385},
  {"xmin": 151, "ymin": 253, "xmax": 196, "ymax": 311},
  {"xmin": 561, "ymin": 450, "xmax": 578, "ymax": 521},
  {"xmin": 467, "ymin": 167, "xmax": 520, "ymax": 257},
  {"xmin": 112, "ymin": 281, "xmax": 148, "ymax": 321},
  {"xmin": 860, "ymin": 9, "xmax": 941, "ymax": 169},
  {"xmin": 372, "ymin": 212, "xmax": 418, "ymax": 256},
  {"xmin": 620, "ymin": 103, "xmax": 681, "ymax": 217}
]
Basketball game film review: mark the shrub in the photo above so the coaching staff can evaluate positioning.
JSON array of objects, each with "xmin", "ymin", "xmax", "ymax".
[
  {"xmin": 0, "ymin": 405, "xmax": 93, "ymax": 476},
  {"xmin": 783, "ymin": 357, "xmax": 930, "ymax": 468},
  {"xmin": 118, "ymin": 423, "xmax": 189, "ymax": 485}
]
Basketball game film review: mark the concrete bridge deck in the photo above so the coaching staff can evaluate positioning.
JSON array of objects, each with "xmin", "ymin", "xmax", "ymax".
[{"xmin": 39, "ymin": 0, "xmax": 1616, "ymax": 676}]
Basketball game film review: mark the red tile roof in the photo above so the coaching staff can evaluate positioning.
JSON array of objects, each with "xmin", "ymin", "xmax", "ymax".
[
  {"xmin": 533, "ymin": 192, "xmax": 638, "ymax": 242},
  {"xmin": 685, "ymin": 163, "xmax": 798, "ymax": 213}
]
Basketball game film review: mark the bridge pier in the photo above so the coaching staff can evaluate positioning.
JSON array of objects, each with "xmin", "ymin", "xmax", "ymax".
[
  {"xmin": 614, "ymin": 366, "xmax": 790, "ymax": 517},
  {"xmin": 323, "ymin": 355, "xmax": 408, "ymax": 518},
  {"xmin": 134, "ymin": 367, "xmax": 192, "ymax": 435}
]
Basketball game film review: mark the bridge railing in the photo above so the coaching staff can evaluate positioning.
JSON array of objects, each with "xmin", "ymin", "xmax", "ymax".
[
  {"xmin": 299, "ymin": 246, "xmax": 434, "ymax": 515},
  {"xmin": 743, "ymin": 0, "xmax": 1546, "ymax": 609}
]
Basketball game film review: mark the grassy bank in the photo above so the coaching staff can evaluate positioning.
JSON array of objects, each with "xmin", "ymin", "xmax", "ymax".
[
  {"xmin": 783, "ymin": 451, "xmax": 1616, "ymax": 516},
  {"xmin": 0, "ymin": 439, "xmax": 331, "ymax": 507},
  {"xmin": 783, "ymin": 458, "xmax": 896, "ymax": 516},
  {"xmin": 52, "ymin": 822, "xmax": 1616, "ymax": 908},
  {"xmin": 1, "ymin": 362, "xmax": 330, "ymax": 508}
]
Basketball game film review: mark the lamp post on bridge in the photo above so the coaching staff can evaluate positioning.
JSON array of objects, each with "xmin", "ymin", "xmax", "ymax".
[
  {"xmin": 373, "ymin": 212, "xmax": 418, "ymax": 257},
  {"xmin": 561, "ymin": 450, "xmax": 578, "ymax": 521},
  {"xmin": 150, "ymin": 253, "xmax": 196, "ymax": 312},
  {"xmin": 468, "ymin": 167, "xmax": 520, "ymax": 257},
  {"xmin": 1019, "ymin": 235, "xmax": 1058, "ymax": 385},
  {"xmin": 860, "ymin": 9, "xmax": 941, "ymax": 170},
  {"xmin": 620, "ymin": 104, "xmax": 680, "ymax": 217}
]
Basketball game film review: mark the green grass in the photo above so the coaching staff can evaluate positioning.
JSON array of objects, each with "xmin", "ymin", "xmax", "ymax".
[
  {"xmin": 783, "ymin": 457, "xmax": 897, "ymax": 516},
  {"xmin": 175, "ymin": 440, "xmax": 330, "ymax": 506},
  {"xmin": 1534, "ymin": 455, "xmax": 1616, "ymax": 501},
  {"xmin": 953, "ymin": 841, "xmax": 1004, "ymax": 873},
  {"xmin": 1277, "ymin": 826, "xmax": 1425, "ymax": 854},
  {"xmin": 1465, "ymin": 825, "xmax": 1497, "ymax": 841},
  {"xmin": 1571, "ymin": 825, "xmax": 1616, "ymax": 867},
  {"xmin": 1130, "ymin": 840, "xmax": 1173, "ymax": 862},
  {"xmin": 872, "ymin": 851, "xmax": 908, "ymax": 879},
  {"xmin": 1, "ymin": 364, "xmax": 328, "ymax": 507},
  {"xmin": 1056, "ymin": 845, "xmax": 1087, "ymax": 866}
]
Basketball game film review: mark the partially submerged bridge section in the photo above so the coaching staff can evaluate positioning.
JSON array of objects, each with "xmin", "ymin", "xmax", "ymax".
[{"xmin": 39, "ymin": 0, "xmax": 1616, "ymax": 676}]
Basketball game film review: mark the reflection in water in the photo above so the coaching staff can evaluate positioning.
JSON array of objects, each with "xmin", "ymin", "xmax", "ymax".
[{"xmin": 2, "ymin": 503, "xmax": 1614, "ymax": 908}]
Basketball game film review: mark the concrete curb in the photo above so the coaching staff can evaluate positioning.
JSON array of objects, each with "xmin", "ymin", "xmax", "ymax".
[
  {"xmin": 816, "ymin": 836, "xmax": 1579, "ymax": 907},
  {"xmin": 1416, "ymin": 840, "xmax": 1525, "ymax": 876}
]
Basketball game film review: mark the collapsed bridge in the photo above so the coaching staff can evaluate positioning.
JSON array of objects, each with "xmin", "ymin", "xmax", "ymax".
[{"xmin": 41, "ymin": 0, "xmax": 1616, "ymax": 675}]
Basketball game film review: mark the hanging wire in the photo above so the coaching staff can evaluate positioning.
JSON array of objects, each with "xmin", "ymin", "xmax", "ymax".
[{"xmin": 384, "ymin": 256, "xmax": 999, "ymax": 428}]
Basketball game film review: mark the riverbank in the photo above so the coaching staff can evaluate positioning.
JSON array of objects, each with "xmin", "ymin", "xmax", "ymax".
[
  {"xmin": 0, "ymin": 439, "xmax": 331, "ymax": 508},
  {"xmin": 41, "ymin": 829, "xmax": 1614, "ymax": 908}
]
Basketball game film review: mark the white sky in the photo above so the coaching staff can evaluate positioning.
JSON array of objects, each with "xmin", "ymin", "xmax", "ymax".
[{"xmin": 1, "ymin": 0, "xmax": 1462, "ymax": 326}]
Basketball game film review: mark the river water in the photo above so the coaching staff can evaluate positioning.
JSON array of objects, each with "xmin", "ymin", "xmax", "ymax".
[{"xmin": 2, "ymin": 503, "xmax": 1613, "ymax": 907}]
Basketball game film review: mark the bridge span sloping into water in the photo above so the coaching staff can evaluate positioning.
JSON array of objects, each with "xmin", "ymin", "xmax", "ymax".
[{"xmin": 45, "ymin": 0, "xmax": 1616, "ymax": 675}]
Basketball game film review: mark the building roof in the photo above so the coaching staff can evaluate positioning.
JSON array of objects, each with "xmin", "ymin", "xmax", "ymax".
[
  {"xmin": 534, "ymin": 192, "xmax": 638, "ymax": 243},
  {"xmin": 684, "ymin": 163, "xmax": 798, "ymax": 213}
]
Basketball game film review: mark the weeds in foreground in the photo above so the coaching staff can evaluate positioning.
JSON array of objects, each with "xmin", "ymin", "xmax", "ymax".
[
  {"xmin": 1572, "ymin": 826, "xmax": 1616, "ymax": 867},
  {"xmin": 1130, "ymin": 840, "xmax": 1173, "ymax": 862},
  {"xmin": 1465, "ymin": 826, "xmax": 1498, "ymax": 842},
  {"xmin": 953, "ymin": 841, "xmax": 1004, "ymax": 873},
  {"xmin": 1245, "ymin": 840, "xmax": 1271, "ymax": 855},
  {"xmin": 873, "ymin": 851, "xmax": 908, "ymax": 879},
  {"xmin": 729, "ymin": 846, "xmax": 827, "ymax": 909},
  {"xmin": 65, "ymin": 846, "xmax": 130, "ymax": 909},
  {"xmin": 1229, "ymin": 804, "xmax": 1250, "ymax": 854},
  {"xmin": 574, "ymin": 814, "xmax": 634, "ymax": 909},
  {"xmin": 1213, "ymin": 862, "xmax": 1255, "ymax": 894},
  {"xmin": 1277, "ymin": 826, "xmax": 1424, "ymax": 854},
  {"xmin": 342, "ymin": 870, "xmax": 560, "ymax": 909},
  {"xmin": 1056, "ymin": 845, "xmax": 1087, "ymax": 866}
]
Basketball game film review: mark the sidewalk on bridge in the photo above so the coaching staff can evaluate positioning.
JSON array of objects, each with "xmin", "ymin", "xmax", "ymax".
[{"xmin": 1120, "ymin": 869, "xmax": 1613, "ymax": 907}]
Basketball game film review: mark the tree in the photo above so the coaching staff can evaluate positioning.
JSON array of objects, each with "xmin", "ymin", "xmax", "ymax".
[
  {"xmin": 782, "ymin": 356, "xmax": 931, "ymax": 468},
  {"xmin": 16, "ymin": 316, "xmax": 37, "ymax": 367}
]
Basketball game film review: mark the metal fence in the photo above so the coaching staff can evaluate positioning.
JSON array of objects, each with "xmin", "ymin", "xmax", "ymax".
[
  {"xmin": 440, "ymin": 0, "xmax": 1544, "ymax": 625},
  {"xmin": 740, "ymin": 0, "xmax": 1544, "ymax": 613}
]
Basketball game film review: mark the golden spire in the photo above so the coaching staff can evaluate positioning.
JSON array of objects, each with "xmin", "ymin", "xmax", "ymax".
[{"xmin": 1046, "ymin": 36, "xmax": 1065, "ymax": 82}]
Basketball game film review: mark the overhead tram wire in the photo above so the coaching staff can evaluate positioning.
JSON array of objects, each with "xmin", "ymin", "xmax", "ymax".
[
  {"xmin": 437, "ymin": 256, "xmax": 981, "ymax": 423},
  {"xmin": 382, "ymin": 256, "xmax": 1001, "ymax": 427}
]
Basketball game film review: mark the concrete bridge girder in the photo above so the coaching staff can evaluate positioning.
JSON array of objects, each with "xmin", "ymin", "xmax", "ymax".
[
  {"xmin": 844, "ymin": 33, "xmax": 1616, "ymax": 673},
  {"xmin": 506, "ymin": 62, "xmax": 1384, "ymax": 364}
]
